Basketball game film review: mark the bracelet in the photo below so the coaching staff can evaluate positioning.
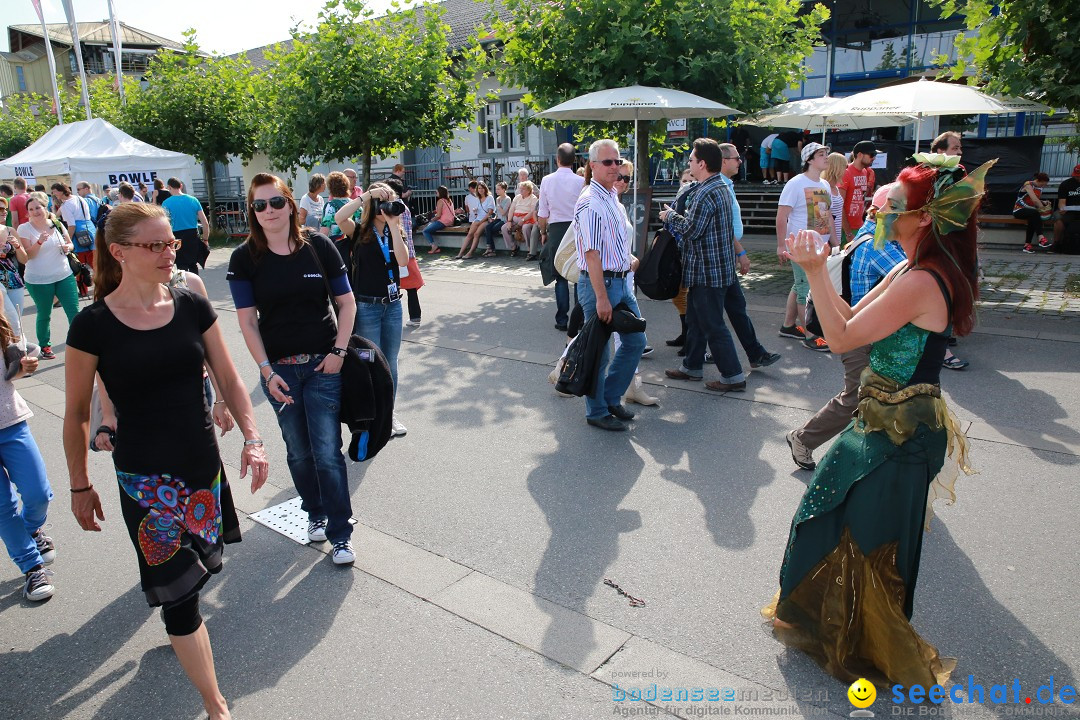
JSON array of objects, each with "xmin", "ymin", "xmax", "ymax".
[
  {"xmin": 243, "ymin": 439, "xmax": 264, "ymax": 446},
  {"xmin": 258, "ymin": 360, "xmax": 271, "ymax": 369},
  {"xmin": 266, "ymin": 371, "xmax": 278, "ymax": 384},
  {"xmin": 70, "ymin": 484, "xmax": 94, "ymax": 494},
  {"xmin": 737, "ymin": 250, "xmax": 747, "ymax": 257},
  {"xmin": 213, "ymin": 400, "xmax": 226, "ymax": 405}
]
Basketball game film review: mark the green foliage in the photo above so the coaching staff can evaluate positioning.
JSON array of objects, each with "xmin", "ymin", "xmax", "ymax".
[
  {"xmin": 492, "ymin": 0, "xmax": 828, "ymax": 116},
  {"xmin": 263, "ymin": 0, "xmax": 484, "ymax": 183},
  {"xmin": 491, "ymin": 0, "xmax": 827, "ymax": 184},
  {"xmin": 932, "ymin": 0, "xmax": 1079, "ymax": 113},
  {"xmin": 124, "ymin": 30, "xmax": 261, "ymax": 166},
  {"xmin": 0, "ymin": 93, "xmax": 54, "ymax": 158}
]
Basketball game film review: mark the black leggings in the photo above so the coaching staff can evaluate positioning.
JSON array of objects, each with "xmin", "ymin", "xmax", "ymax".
[
  {"xmin": 161, "ymin": 591, "xmax": 203, "ymax": 636},
  {"xmin": 406, "ymin": 288, "xmax": 421, "ymax": 322},
  {"xmin": 1013, "ymin": 207, "xmax": 1043, "ymax": 244}
]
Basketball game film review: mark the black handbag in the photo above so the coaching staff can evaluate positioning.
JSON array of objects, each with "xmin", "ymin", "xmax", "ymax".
[{"xmin": 67, "ymin": 252, "xmax": 93, "ymax": 287}]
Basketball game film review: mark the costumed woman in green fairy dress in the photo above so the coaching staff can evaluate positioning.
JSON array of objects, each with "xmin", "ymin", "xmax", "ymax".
[{"xmin": 763, "ymin": 153, "xmax": 993, "ymax": 687}]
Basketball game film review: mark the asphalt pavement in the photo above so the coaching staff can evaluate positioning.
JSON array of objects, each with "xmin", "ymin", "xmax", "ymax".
[{"xmin": 1, "ymin": 247, "xmax": 1077, "ymax": 720}]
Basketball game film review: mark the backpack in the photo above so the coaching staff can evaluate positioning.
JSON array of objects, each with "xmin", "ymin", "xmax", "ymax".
[
  {"xmin": 636, "ymin": 229, "xmax": 682, "ymax": 300},
  {"xmin": 84, "ymin": 195, "xmax": 101, "ymax": 227},
  {"xmin": 804, "ymin": 232, "xmax": 873, "ymax": 336}
]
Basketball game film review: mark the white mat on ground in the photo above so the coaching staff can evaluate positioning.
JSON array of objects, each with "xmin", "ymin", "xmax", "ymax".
[{"xmin": 249, "ymin": 496, "xmax": 356, "ymax": 545}]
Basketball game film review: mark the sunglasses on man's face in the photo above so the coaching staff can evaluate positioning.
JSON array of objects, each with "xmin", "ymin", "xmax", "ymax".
[
  {"xmin": 595, "ymin": 158, "xmax": 623, "ymax": 167},
  {"xmin": 252, "ymin": 196, "xmax": 288, "ymax": 213}
]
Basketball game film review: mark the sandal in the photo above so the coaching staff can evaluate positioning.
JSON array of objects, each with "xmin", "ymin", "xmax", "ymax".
[
  {"xmin": 427, "ymin": 246, "xmax": 441, "ymax": 254},
  {"xmin": 482, "ymin": 250, "xmax": 496, "ymax": 258},
  {"xmin": 942, "ymin": 355, "xmax": 969, "ymax": 370}
]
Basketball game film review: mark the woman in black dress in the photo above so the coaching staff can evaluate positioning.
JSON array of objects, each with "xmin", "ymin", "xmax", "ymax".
[{"xmin": 63, "ymin": 202, "xmax": 269, "ymax": 720}]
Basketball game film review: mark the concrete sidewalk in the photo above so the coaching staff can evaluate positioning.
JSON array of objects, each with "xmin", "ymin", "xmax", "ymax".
[{"xmin": 1, "ymin": 249, "xmax": 1077, "ymax": 720}]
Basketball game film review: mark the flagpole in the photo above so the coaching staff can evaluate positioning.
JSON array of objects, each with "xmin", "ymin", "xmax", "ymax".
[
  {"xmin": 106, "ymin": 0, "xmax": 125, "ymax": 103},
  {"xmin": 60, "ymin": 0, "xmax": 93, "ymax": 120},
  {"xmin": 29, "ymin": 0, "xmax": 64, "ymax": 124}
]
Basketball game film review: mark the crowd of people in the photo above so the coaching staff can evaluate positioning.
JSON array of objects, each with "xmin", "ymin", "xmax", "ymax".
[{"xmin": 0, "ymin": 125, "xmax": 1058, "ymax": 715}]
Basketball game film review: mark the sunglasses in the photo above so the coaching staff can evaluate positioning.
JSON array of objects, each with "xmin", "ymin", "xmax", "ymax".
[
  {"xmin": 724, "ymin": 156, "xmax": 743, "ymax": 163},
  {"xmin": 595, "ymin": 158, "xmax": 623, "ymax": 167},
  {"xmin": 616, "ymin": 174, "xmax": 633, "ymax": 183},
  {"xmin": 117, "ymin": 239, "xmax": 182, "ymax": 253},
  {"xmin": 251, "ymin": 196, "xmax": 289, "ymax": 213}
]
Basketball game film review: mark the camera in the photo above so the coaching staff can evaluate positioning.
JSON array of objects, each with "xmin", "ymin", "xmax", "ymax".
[{"xmin": 377, "ymin": 198, "xmax": 408, "ymax": 217}]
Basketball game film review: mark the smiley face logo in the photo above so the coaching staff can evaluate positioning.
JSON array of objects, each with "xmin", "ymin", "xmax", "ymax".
[{"xmin": 848, "ymin": 678, "xmax": 877, "ymax": 708}]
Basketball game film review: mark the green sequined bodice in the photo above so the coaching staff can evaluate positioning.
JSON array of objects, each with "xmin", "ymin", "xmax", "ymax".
[{"xmin": 870, "ymin": 323, "xmax": 930, "ymax": 386}]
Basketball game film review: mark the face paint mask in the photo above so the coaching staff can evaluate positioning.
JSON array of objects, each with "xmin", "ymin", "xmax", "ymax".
[{"xmin": 873, "ymin": 207, "xmax": 918, "ymax": 249}]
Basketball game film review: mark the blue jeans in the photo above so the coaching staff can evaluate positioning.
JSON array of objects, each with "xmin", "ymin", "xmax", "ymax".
[
  {"xmin": 485, "ymin": 219, "xmax": 504, "ymax": 250},
  {"xmin": 422, "ymin": 220, "xmax": 447, "ymax": 247},
  {"xmin": 0, "ymin": 421, "xmax": 52, "ymax": 573},
  {"xmin": 355, "ymin": 299, "xmax": 402, "ymax": 398},
  {"xmin": 262, "ymin": 359, "xmax": 352, "ymax": 543},
  {"xmin": 578, "ymin": 275, "xmax": 647, "ymax": 419},
  {"xmin": 723, "ymin": 281, "xmax": 768, "ymax": 363},
  {"xmin": 682, "ymin": 284, "xmax": 746, "ymax": 383}
]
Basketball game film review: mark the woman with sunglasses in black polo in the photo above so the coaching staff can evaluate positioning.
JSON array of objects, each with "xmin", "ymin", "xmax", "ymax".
[{"xmin": 227, "ymin": 173, "xmax": 358, "ymax": 565}]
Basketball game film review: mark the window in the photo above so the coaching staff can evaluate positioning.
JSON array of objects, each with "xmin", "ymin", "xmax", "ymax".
[
  {"xmin": 16, "ymin": 66, "xmax": 26, "ymax": 92},
  {"xmin": 506, "ymin": 100, "xmax": 525, "ymax": 151},
  {"xmin": 484, "ymin": 102, "xmax": 502, "ymax": 152},
  {"xmin": 481, "ymin": 99, "xmax": 528, "ymax": 154}
]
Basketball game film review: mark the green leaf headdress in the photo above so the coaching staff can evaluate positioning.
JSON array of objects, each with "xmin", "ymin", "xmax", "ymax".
[{"xmin": 874, "ymin": 153, "xmax": 997, "ymax": 250}]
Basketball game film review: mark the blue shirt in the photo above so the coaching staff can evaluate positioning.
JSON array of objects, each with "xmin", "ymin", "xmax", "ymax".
[
  {"xmin": 162, "ymin": 193, "xmax": 203, "ymax": 232},
  {"xmin": 717, "ymin": 173, "xmax": 743, "ymax": 241},
  {"xmin": 848, "ymin": 222, "xmax": 907, "ymax": 305}
]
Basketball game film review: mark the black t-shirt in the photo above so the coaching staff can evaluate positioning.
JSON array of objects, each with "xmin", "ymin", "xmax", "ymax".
[
  {"xmin": 347, "ymin": 226, "xmax": 400, "ymax": 298},
  {"xmin": 1058, "ymin": 177, "xmax": 1080, "ymax": 212},
  {"xmin": 154, "ymin": 189, "xmax": 171, "ymax": 205},
  {"xmin": 226, "ymin": 232, "xmax": 348, "ymax": 361},
  {"xmin": 66, "ymin": 287, "xmax": 220, "ymax": 480}
]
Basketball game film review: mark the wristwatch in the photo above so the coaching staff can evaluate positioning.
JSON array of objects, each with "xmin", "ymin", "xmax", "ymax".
[{"xmin": 330, "ymin": 346, "xmax": 347, "ymax": 358}]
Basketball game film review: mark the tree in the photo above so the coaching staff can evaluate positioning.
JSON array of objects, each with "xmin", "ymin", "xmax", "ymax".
[
  {"xmin": 0, "ymin": 93, "xmax": 54, "ymax": 158},
  {"xmin": 932, "ymin": 0, "xmax": 1080, "ymax": 145},
  {"xmin": 491, "ymin": 0, "xmax": 829, "ymax": 187},
  {"xmin": 262, "ymin": 0, "xmax": 484, "ymax": 185},
  {"xmin": 124, "ymin": 31, "xmax": 261, "ymax": 226}
]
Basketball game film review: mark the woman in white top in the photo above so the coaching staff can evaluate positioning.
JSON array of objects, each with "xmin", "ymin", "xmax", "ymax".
[
  {"xmin": 483, "ymin": 182, "xmax": 512, "ymax": 257},
  {"xmin": 17, "ymin": 192, "xmax": 79, "ymax": 359},
  {"xmin": 823, "ymin": 153, "xmax": 847, "ymax": 248},
  {"xmin": 297, "ymin": 174, "xmax": 326, "ymax": 230},
  {"xmin": 457, "ymin": 181, "xmax": 495, "ymax": 259}
]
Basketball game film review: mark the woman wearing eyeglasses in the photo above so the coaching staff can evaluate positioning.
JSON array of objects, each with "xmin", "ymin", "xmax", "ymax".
[
  {"xmin": 63, "ymin": 202, "xmax": 269, "ymax": 720},
  {"xmin": 227, "ymin": 174, "xmax": 358, "ymax": 564}
]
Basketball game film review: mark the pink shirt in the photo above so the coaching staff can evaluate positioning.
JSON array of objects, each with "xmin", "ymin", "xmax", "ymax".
[{"xmin": 537, "ymin": 167, "xmax": 585, "ymax": 224}]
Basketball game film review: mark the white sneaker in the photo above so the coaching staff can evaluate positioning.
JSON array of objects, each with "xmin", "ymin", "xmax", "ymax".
[
  {"xmin": 406, "ymin": 318, "xmax": 421, "ymax": 327},
  {"xmin": 786, "ymin": 430, "xmax": 816, "ymax": 471},
  {"xmin": 307, "ymin": 518, "xmax": 328, "ymax": 543},
  {"xmin": 391, "ymin": 416, "xmax": 408, "ymax": 437},
  {"xmin": 332, "ymin": 540, "xmax": 355, "ymax": 565}
]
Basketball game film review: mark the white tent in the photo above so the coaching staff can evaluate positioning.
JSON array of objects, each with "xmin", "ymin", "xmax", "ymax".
[{"xmin": 0, "ymin": 118, "xmax": 197, "ymax": 191}]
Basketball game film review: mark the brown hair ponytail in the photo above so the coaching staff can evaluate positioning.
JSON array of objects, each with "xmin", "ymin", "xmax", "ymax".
[{"xmin": 93, "ymin": 203, "xmax": 170, "ymax": 301}]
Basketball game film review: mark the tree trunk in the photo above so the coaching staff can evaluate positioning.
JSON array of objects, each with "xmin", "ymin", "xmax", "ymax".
[
  {"xmin": 203, "ymin": 158, "xmax": 217, "ymax": 237},
  {"xmin": 362, "ymin": 147, "xmax": 372, "ymax": 191}
]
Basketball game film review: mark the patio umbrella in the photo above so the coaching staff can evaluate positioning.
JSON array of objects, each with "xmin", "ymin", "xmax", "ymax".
[
  {"xmin": 825, "ymin": 78, "xmax": 1051, "ymax": 152},
  {"xmin": 535, "ymin": 85, "xmax": 743, "ymax": 239},
  {"xmin": 739, "ymin": 96, "xmax": 915, "ymax": 141}
]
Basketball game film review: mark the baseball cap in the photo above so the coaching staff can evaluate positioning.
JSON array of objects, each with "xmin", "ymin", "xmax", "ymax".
[
  {"xmin": 1073, "ymin": 163, "xmax": 1080, "ymax": 177},
  {"xmin": 801, "ymin": 142, "xmax": 830, "ymax": 164},
  {"xmin": 853, "ymin": 140, "xmax": 878, "ymax": 157},
  {"xmin": 871, "ymin": 183, "xmax": 895, "ymax": 211}
]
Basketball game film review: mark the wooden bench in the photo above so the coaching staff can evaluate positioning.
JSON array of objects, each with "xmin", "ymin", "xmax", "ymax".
[{"xmin": 978, "ymin": 213, "xmax": 1054, "ymax": 229}]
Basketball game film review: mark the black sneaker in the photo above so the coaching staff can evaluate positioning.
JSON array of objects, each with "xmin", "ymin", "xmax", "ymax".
[
  {"xmin": 640, "ymin": 346, "xmax": 654, "ymax": 357},
  {"xmin": 750, "ymin": 352, "xmax": 782, "ymax": 368},
  {"xmin": 587, "ymin": 414, "xmax": 628, "ymax": 431},
  {"xmin": 607, "ymin": 404, "xmax": 635, "ymax": 421},
  {"xmin": 23, "ymin": 566, "xmax": 54, "ymax": 601},
  {"xmin": 32, "ymin": 529, "xmax": 55, "ymax": 564},
  {"xmin": 778, "ymin": 325, "xmax": 804, "ymax": 339}
]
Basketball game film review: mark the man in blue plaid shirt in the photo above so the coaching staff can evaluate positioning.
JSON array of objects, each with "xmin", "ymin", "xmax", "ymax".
[{"xmin": 660, "ymin": 139, "xmax": 777, "ymax": 392}]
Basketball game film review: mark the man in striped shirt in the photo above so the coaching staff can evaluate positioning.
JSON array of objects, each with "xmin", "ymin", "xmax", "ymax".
[
  {"xmin": 574, "ymin": 139, "xmax": 646, "ymax": 431},
  {"xmin": 661, "ymin": 139, "xmax": 777, "ymax": 391}
]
